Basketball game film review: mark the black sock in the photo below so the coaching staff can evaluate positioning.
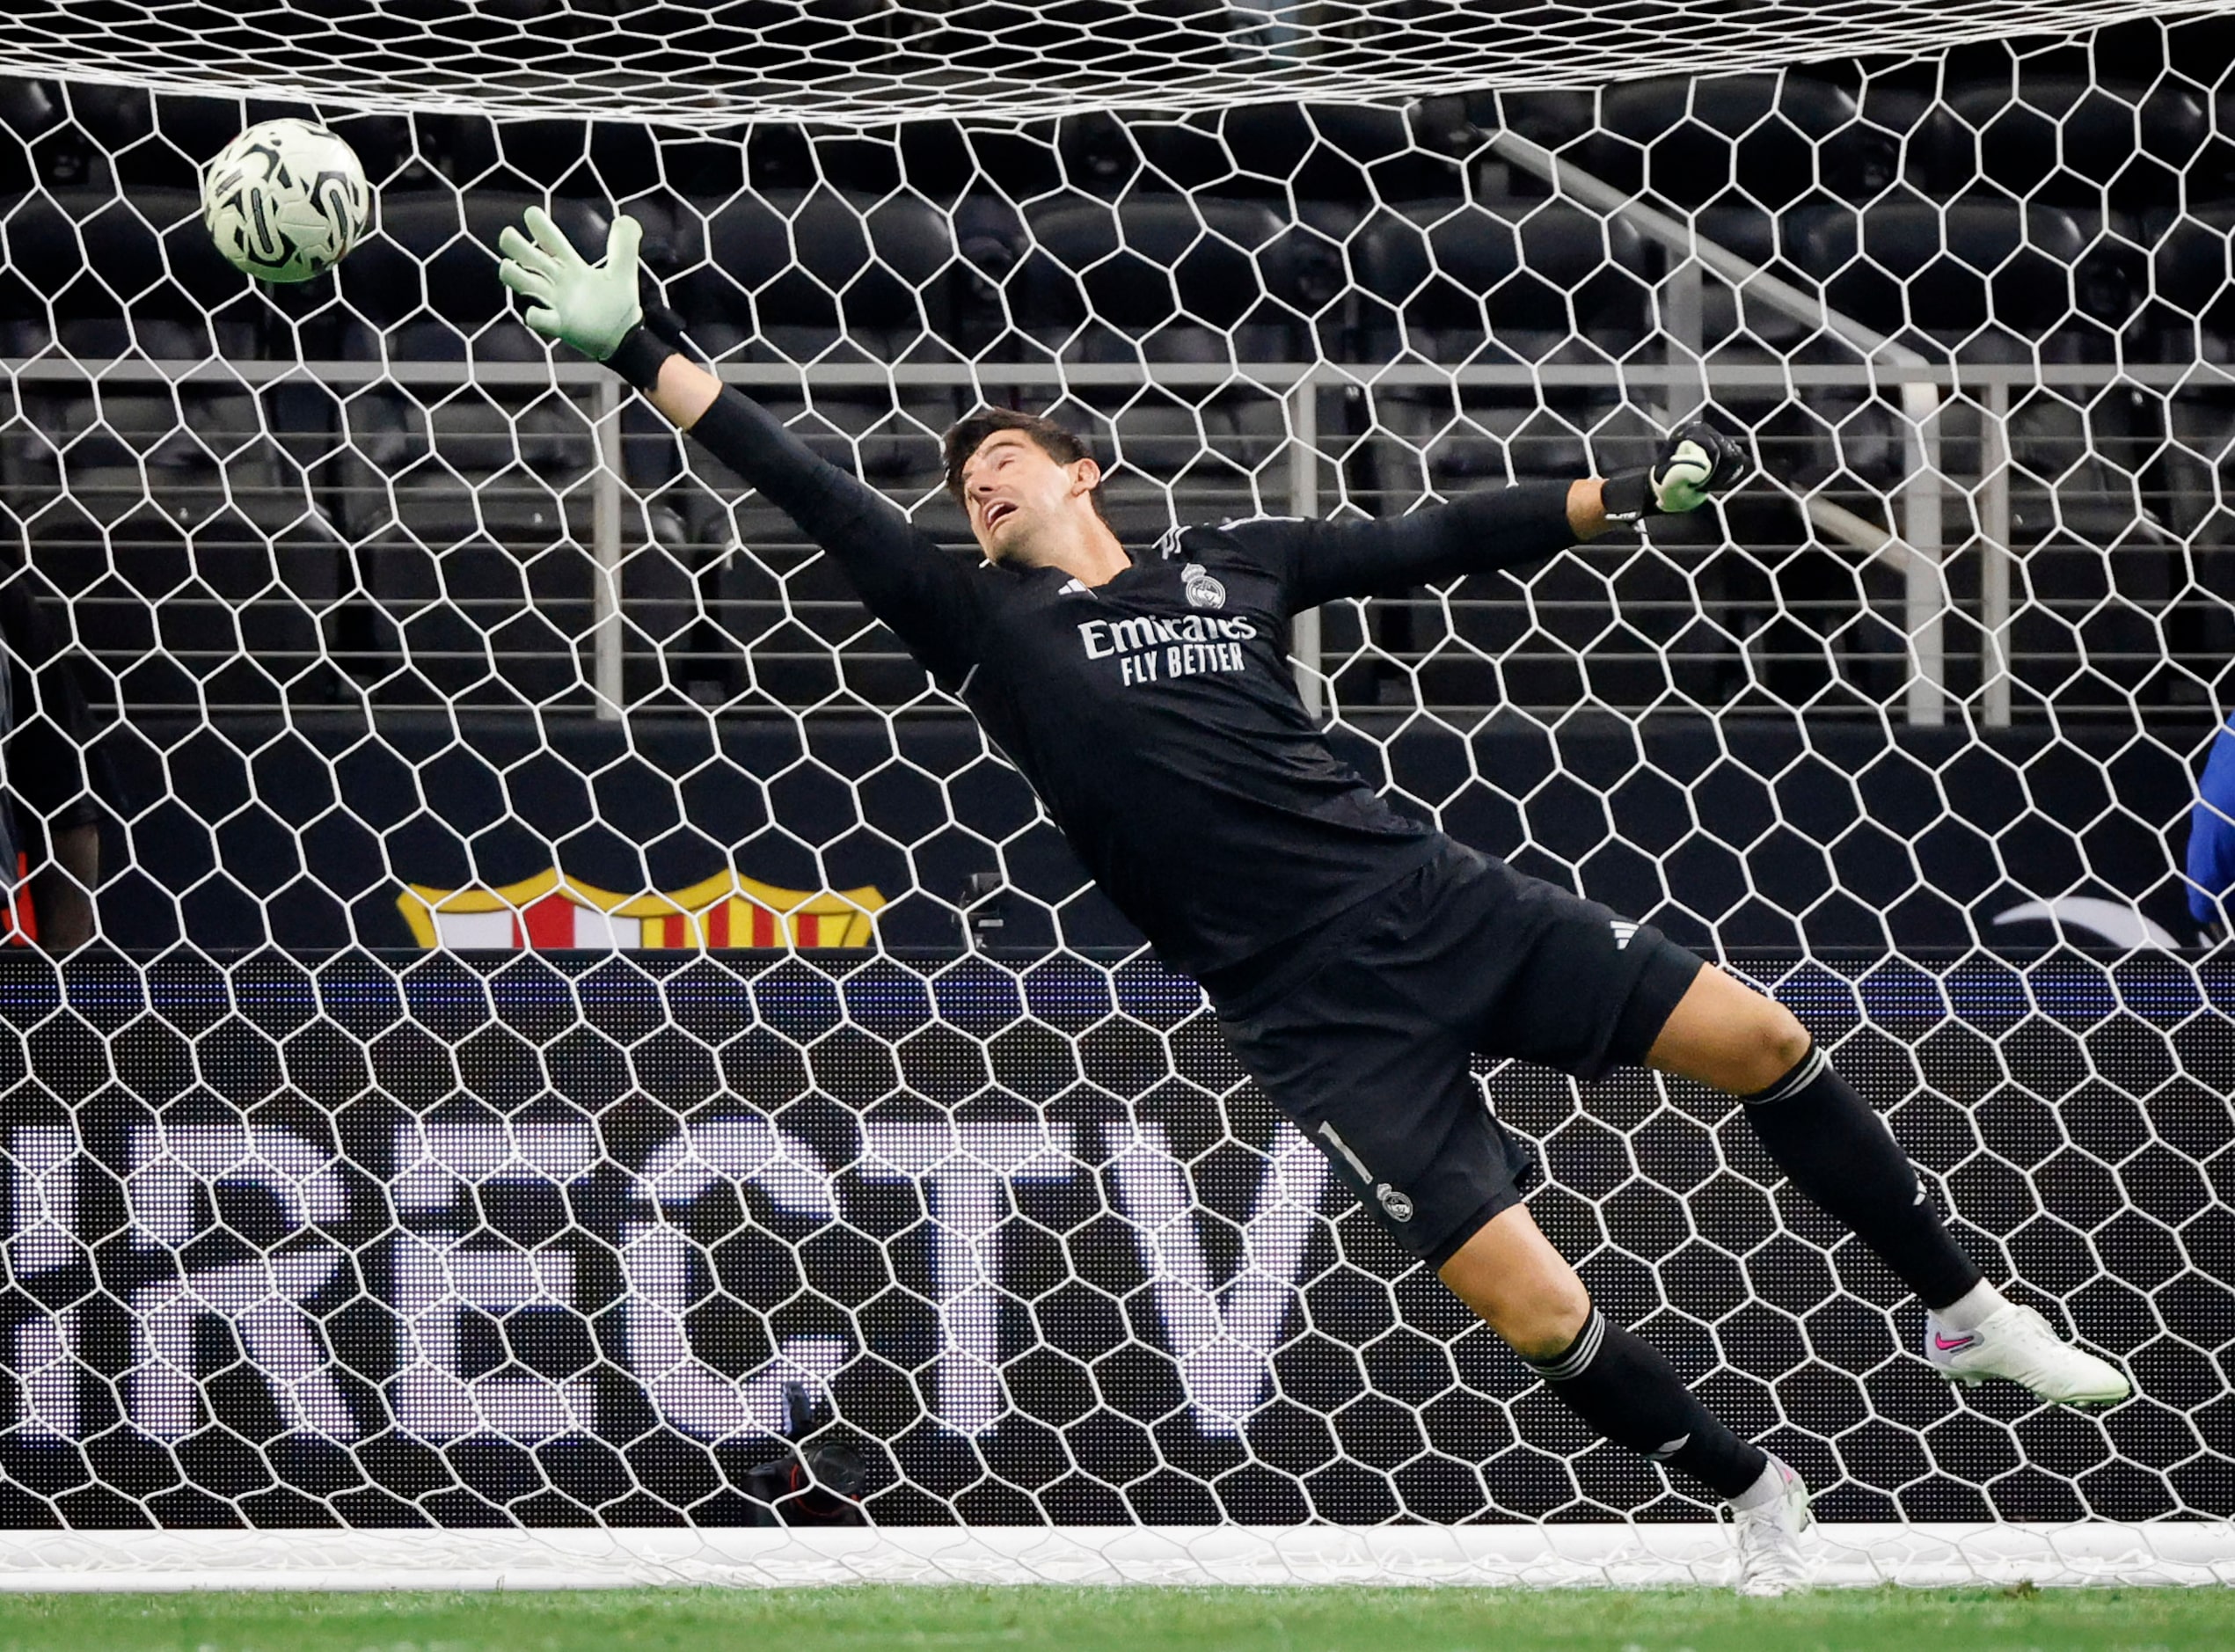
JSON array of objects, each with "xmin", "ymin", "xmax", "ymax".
[
  {"xmin": 1527, "ymin": 1308, "xmax": 1767, "ymax": 1500},
  {"xmin": 1742, "ymin": 1044, "xmax": 1984, "ymax": 1309}
]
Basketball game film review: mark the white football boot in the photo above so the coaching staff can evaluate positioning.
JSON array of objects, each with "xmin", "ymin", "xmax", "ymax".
[
  {"xmin": 1926, "ymin": 1301, "xmax": 2131, "ymax": 1406},
  {"xmin": 1724, "ymin": 1455, "xmax": 1812, "ymax": 1597}
]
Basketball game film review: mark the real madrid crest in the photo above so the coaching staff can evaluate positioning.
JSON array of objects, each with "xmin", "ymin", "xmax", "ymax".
[{"xmin": 1181, "ymin": 563, "xmax": 1227, "ymax": 610}]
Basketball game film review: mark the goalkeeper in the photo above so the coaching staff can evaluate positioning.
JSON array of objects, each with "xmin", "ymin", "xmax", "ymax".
[{"xmin": 500, "ymin": 209, "xmax": 2130, "ymax": 1593}]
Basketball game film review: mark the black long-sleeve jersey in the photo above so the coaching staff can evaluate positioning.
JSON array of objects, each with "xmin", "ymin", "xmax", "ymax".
[{"xmin": 688, "ymin": 390, "xmax": 1580, "ymax": 984}]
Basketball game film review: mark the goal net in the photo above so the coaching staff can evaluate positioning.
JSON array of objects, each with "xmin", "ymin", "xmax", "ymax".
[{"xmin": 0, "ymin": 0, "xmax": 2230, "ymax": 1592}]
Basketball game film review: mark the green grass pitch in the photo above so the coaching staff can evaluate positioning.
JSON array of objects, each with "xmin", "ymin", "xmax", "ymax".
[{"xmin": 0, "ymin": 1585, "xmax": 2229, "ymax": 1652}]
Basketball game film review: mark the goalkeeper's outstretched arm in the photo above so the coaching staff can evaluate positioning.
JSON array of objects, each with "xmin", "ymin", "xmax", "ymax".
[
  {"xmin": 495, "ymin": 208, "xmax": 983, "ymax": 685},
  {"xmin": 1243, "ymin": 426, "xmax": 1748, "ymax": 611}
]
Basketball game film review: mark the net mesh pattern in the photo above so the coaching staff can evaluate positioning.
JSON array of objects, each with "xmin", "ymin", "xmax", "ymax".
[
  {"xmin": 2, "ymin": 952, "xmax": 2230, "ymax": 1546},
  {"xmin": 0, "ymin": 2, "xmax": 2222, "ymax": 126},
  {"xmin": 0, "ymin": 4, "xmax": 2229, "ymax": 1585}
]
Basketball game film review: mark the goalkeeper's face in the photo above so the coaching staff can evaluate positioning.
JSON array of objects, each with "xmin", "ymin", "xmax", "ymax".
[{"xmin": 960, "ymin": 432, "xmax": 1106, "ymax": 565}]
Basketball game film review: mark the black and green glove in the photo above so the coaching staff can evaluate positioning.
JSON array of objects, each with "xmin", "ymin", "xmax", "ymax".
[
  {"xmin": 495, "ymin": 205, "xmax": 677, "ymax": 390},
  {"xmin": 1601, "ymin": 421, "xmax": 1749, "ymax": 523}
]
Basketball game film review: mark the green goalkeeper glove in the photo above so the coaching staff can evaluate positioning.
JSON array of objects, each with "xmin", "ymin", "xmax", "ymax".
[
  {"xmin": 1601, "ymin": 421, "xmax": 1749, "ymax": 523},
  {"xmin": 497, "ymin": 207, "xmax": 655, "ymax": 374}
]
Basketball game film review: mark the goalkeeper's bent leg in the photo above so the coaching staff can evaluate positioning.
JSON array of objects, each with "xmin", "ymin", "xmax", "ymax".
[
  {"xmin": 1527, "ymin": 1310, "xmax": 1771, "ymax": 1499},
  {"xmin": 1739, "ymin": 1043, "xmax": 1984, "ymax": 1307},
  {"xmin": 1438, "ymin": 1206, "xmax": 1768, "ymax": 1499},
  {"xmin": 1645, "ymin": 964, "xmax": 1983, "ymax": 1309}
]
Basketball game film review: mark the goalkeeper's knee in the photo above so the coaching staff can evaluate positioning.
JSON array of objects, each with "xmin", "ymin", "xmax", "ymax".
[{"xmin": 1648, "ymin": 966, "xmax": 1811, "ymax": 1095}]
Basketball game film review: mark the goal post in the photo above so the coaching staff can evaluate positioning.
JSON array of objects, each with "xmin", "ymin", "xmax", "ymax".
[{"xmin": 0, "ymin": 1, "xmax": 2231, "ymax": 1591}]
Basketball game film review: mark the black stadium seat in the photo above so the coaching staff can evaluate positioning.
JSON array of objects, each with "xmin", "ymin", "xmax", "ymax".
[
  {"xmin": 1793, "ymin": 197, "xmax": 2170, "ymax": 714},
  {"xmin": 1352, "ymin": 198, "xmax": 1650, "ymax": 369},
  {"xmin": 668, "ymin": 186, "xmax": 958, "ymax": 362},
  {"xmin": 332, "ymin": 192, "xmax": 627, "ymax": 706},
  {"xmin": 2140, "ymin": 205, "xmax": 2235, "ymax": 573},
  {"xmin": 1348, "ymin": 201, "xmax": 1654, "ymax": 707},
  {"xmin": 1059, "ymin": 104, "xmax": 1464, "ymax": 207},
  {"xmin": 1351, "ymin": 199, "xmax": 1652, "ymax": 494},
  {"xmin": 1921, "ymin": 77, "xmax": 2209, "ymax": 214},
  {"xmin": 1792, "ymin": 196, "xmax": 2140, "ymax": 356},
  {"xmin": 0, "ymin": 186, "xmax": 255, "ymax": 354},
  {"xmin": 658, "ymin": 188, "xmax": 965, "ymax": 708},
  {"xmin": 1011, "ymin": 195, "xmax": 1325, "ymax": 362},
  {"xmin": 1000, "ymin": 196, "xmax": 1326, "ymax": 540},
  {"xmin": 338, "ymin": 189, "xmax": 609, "ymax": 348},
  {"xmin": 1579, "ymin": 75, "xmax": 1882, "ymax": 214},
  {"xmin": 0, "ymin": 187, "xmax": 341, "ymax": 711}
]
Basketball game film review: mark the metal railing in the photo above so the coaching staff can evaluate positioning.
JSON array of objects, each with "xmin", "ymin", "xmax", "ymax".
[
  {"xmin": 1485, "ymin": 128, "xmax": 1963, "ymax": 724},
  {"xmin": 4, "ymin": 353, "xmax": 2229, "ymax": 727}
]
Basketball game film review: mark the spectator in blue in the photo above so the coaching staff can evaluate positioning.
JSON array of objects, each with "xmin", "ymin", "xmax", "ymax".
[{"xmin": 2188, "ymin": 714, "xmax": 2235, "ymax": 944}]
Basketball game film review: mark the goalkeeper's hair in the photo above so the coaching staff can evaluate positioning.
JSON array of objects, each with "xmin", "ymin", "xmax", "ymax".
[{"xmin": 942, "ymin": 408, "xmax": 1108, "ymax": 522}]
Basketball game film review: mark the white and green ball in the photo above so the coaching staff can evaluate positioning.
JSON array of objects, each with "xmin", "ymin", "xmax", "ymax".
[{"xmin": 201, "ymin": 119, "xmax": 369, "ymax": 283}]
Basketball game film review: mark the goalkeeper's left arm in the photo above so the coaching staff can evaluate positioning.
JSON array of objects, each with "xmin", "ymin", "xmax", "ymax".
[
  {"xmin": 1226, "ymin": 424, "xmax": 1749, "ymax": 611},
  {"xmin": 495, "ymin": 208, "xmax": 986, "ymax": 685}
]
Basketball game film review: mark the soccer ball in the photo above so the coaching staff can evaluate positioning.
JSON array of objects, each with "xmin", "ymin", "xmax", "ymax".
[{"xmin": 201, "ymin": 119, "xmax": 370, "ymax": 283}]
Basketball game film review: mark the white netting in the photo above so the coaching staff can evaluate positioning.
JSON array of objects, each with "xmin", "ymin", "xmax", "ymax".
[
  {"xmin": 0, "ymin": 2, "xmax": 2226, "ymax": 125},
  {"xmin": 0, "ymin": 4, "xmax": 2231, "ymax": 1590}
]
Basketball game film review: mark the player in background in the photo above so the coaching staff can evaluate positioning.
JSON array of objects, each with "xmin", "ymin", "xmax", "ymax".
[
  {"xmin": 498, "ymin": 208, "xmax": 2132, "ymax": 1594},
  {"xmin": 2187, "ymin": 713, "xmax": 2235, "ymax": 944}
]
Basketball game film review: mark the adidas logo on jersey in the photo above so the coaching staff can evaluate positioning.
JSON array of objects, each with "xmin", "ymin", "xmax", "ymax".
[{"xmin": 1610, "ymin": 920, "xmax": 1639, "ymax": 951}]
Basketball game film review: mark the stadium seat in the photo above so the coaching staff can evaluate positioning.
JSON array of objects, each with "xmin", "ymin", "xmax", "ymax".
[
  {"xmin": 0, "ymin": 78, "xmax": 63, "ymax": 192},
  {"xmin": 667, "ymin": 186, "xmax": 957, "ymax": 363},
  {"xmin": 0, "ymin": 79, "xmax": 237, "ymax": 194},
  {"xmin": 1653, "ymin": 197, "xmax": 1893, "ymax": 705},
  {"xmin": 1808, "ymin": 194, "xmax": 2147, "ymax": 355},
  {"xmin": 1464, "ymin": 87, "xmax": 1598, "ymax": 154},
  {"xmin": 0, "ymin": 354, "xmax": 348, "ymax": 712},
  {"xmin": 398, "ymin": 114, "xmax": 654, "ymax": 198},
  {"xmin": 657, "ymin": 187, "xmax": 967, "ymax": 707},
  {"xmin": 0, "ymin": 187, "xmax": 346, "ymax": 709},
  {"xmin": 1059, "ymin": 104, "xmax": 1465, "ymax": 208},
  {"xmin": 79, "ymin": 84, "xmax": 239, "ymax": 192},
  {"xmin": 1349, "ymin": 197, "xmax": 1651, "ymax": 493},
  {"xmin": 330, "ymin": 192, "xmax": 651, "ymax": 706},
  {"xmin": 1800, "ymin": 197, "xmax": 2123, "ymax": 350},
  {"xmin": 339, "ymin": 189, "xmax": 604, "ymax": 348},
  {"xmin": 1007, "ymin": 195, "xmax": 1326, "ymax": 359},
  {"xmin": 2138, "ymin": 202, "xmax": 2235, "ymax": 362},
  {"xmin": 2136, "ymin": 203, "xmax": 2235, "ymax": 678},
  {"xmin": 1351, "ymin": 197, "xmax": 1650, "ymax": 369},
  {"xmin": 1918, "ymin": 77, "xmax": 2208, "ymax": 214},
  {"xmin": 997, "ymin": 196, "xmax": 1326, "ymax": 540},
  {"xmin": 1575, "ymin": 75, "xmax": 1882, "ymax": 214},
  {"xmin": 338, "ymin": 367, "xmax": 687, "ymax": 710},
  {"xmin": 0, "ymin": 186, "xmax": 255, "ymax": 354},
  {"xmin": 1347, "ymin": 200, "xmax": 1654, "ymax": 705},
  {"xmin": 1790, "ymin": 197, "xmax": 2173, "ymax": 715}
]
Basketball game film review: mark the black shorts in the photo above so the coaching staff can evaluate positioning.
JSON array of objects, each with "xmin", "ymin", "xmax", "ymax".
[{"xmin": 1213, "ymin": 841, "xmax": 1702, "ymax": 1268}]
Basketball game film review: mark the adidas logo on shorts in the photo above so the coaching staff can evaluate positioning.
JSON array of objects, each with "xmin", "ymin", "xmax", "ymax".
[{"xmin": 1610, "ymin": 920, "xmax": 1639, "ymax": 951}]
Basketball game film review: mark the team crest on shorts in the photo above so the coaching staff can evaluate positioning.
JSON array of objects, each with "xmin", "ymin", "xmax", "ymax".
[
  {"xmin": 1181, "ymin": 564, "xmax": 1227, "ymax": 609},
  {"xmin": 1376, "ymin": 1182, "xmax": 1414, "ymax": 1222}
]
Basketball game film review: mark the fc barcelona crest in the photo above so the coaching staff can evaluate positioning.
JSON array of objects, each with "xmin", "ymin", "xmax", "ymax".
[{"xmin": 397, "ymin": 868, "xmax": 885, "ymax": 952}]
